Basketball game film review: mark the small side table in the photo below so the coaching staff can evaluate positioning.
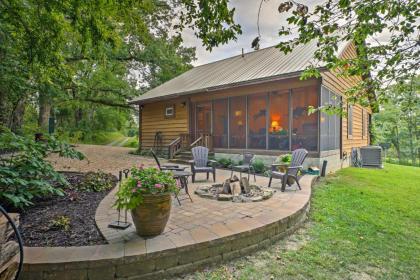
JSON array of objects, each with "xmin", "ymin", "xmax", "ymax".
[{"xmin": 172, "ymin": 170, "xmax": 193, "ymax": 205}]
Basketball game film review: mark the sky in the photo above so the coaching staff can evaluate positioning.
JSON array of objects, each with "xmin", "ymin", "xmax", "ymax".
[{"xmin": 182, "ymin": 0, "xmax": 324, "ymax": 66}]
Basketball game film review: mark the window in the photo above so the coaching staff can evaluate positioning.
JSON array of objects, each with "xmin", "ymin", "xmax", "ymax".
[
  {"xmin": 248, "ymin": 93, "xmax": 267, "ymax": 149},
  {"xmin": 362, "ymin": 109, "xmax": 366, "ymax": 139},
  {"xmin": 269, "ymin": 90, "xmax": 289, "ymax": 150},
  {"xmin": 291, "ymin": 86, "xmax": 318, "ymax": 151},
  {"xmin": 229, "ymin": 96, "xmax": 246, "ymax": 148},
  {"xmin": 213, "ymin": 99, "xmax": 228, "ymax": 148},
  {"xmin": 164, "ymin": 105, "xmax": 175, "ymax": 118},
  {"xmin": 347, "ymin": 104, "xmax": 353, "ymax": 138},
  {"xmin": 320, "ymin": 86, "xmax": 341, "ymax": 151}
]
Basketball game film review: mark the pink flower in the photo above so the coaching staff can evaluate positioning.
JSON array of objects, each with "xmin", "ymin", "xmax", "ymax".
[
  {"xmin": 131, "ymin": 188, "xmax": 137, "ymax": 193},
  {"xmin": 137, "ymin": 181, "xmax": 142, "ymax": 188},
  {"xmin": 154, "ymin": 183, "xmax": 162, "ymax": 188}
]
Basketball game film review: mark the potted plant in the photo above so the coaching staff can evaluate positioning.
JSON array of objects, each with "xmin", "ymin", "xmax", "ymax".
[
  {"xmin": 114, "ymin": 166, "xmax": 179, "ymax": 237},
  {"xmin": 275, "ymin": 154, "xmax": 292, "ymax": 173}
]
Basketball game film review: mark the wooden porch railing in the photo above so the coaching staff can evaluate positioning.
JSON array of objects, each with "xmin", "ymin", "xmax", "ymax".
[
  {"xmin": 168, "ymin": 133, "xmax": 212, "ymax": 159},
  {"xmin": 190, "ymin": 133, "xmax": 213, "ymax": 150}
]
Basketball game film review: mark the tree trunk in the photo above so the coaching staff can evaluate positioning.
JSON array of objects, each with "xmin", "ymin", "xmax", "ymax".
[
  {"xmin": 38, "ymin": 92, "xmax": 51, "ymax": 131},
  {"xmin": 0, "ymin": 89, "xmax": 9, "ymax": 129},
  {"xmin": 75, "ymin": 108, "xmax": 83, "ymax": 127},
  {"xmin": 9, "ymin": 98, "xmax": 26, "ymax": 133}
]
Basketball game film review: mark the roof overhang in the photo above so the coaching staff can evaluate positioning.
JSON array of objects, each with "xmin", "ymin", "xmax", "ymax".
[{"xmin": 129, "ymin": 68, "xmax": 326, "ymax": 105}]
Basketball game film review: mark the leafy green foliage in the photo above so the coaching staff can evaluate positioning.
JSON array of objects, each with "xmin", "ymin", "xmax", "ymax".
[
  {"xmin": 373, "ymin": 76, "xmax": 419, "ymax": 166},
  {"xmin": 217, "ymin": 157, "xmax": 236, "ymax": 168},
  {"xmin": 50, "ymin": 216, "xmax": 71, "ymax": 231},
  {"xmin": 0, "ymin": 131, "xmax": 84, "ymax": 208},
  {"xmin": 0, "ymin": 0, "xmax": 242, "ymax": 134},
  {"xmin": 76, "ymin": 171, "xmax": 116, "ymax": 192},
  {"xmin": 114, "ymin": 166, "xmax": 178, "ymax": 210},
  {"xmin": 272, "ymin": 0, "xmax": 420, "ymax": 111},
  {"xmin": 251, "ymin": 159, "xmax": 266, "ymax": 174},
  {"xmin": 276, "ymin": 153, "xmax": 292, "ymax": 164}
]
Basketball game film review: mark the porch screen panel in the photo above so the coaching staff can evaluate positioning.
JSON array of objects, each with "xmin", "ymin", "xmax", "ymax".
[
  {"xmin": 269, "ymin": 90, "xmax": 289, "ymax": 150},
  {"xmin": 229, "ymin": 96, "xmax": 246, "ymax": 148},
  {"xmin": 213, "ymin": 99, "xmax": 228, "ymax": 148},
  {"xmin": 248, "ymin": 93, "xmax": 267, "ymax": 149},
  {"xmin": 291, "ymin": 86, "xmax": 318, "ymax": 151},
  {"xmin": 320, "ymin": 86, "xmax": 341, "ymax": 151}
]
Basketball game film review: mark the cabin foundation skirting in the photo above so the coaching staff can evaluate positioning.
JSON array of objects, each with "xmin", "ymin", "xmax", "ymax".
[{"xmin": 214, "ymin": 150, "xmax": 344, "ymax": 175}]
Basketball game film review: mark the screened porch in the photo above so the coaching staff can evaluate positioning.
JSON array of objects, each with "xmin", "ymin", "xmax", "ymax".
[{"xmin": 188, "ymin": 85, "xmax": 341, "ymax": 155}]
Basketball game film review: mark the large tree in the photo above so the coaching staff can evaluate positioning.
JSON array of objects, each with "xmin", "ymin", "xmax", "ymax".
[
  {"xmin": 0, "ymin": 0, "xmax": 241, "ymax": 133},
  {"xmin": 259, "ymin": 0, "xmax": 420, "ymax": 112}
]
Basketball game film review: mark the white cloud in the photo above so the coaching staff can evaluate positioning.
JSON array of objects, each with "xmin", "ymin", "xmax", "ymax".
[{"xmin": 182, "ymin": 0, "xmax": 324, "ymax": 66}]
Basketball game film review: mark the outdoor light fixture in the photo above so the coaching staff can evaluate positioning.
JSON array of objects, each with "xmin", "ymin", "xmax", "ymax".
[{"xmin": 235, "ymin": 110, "xmax": 242, "ymax": 117}]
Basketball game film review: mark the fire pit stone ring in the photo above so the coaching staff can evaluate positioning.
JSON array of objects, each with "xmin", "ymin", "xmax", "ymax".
[{"xmin": 194, "ymin": 183, "xmax": 274, "ymax": 203}]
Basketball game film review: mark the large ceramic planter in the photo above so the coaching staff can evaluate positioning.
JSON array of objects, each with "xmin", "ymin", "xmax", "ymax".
[{"xmin": 130, "ymin": 193, "xmax": 172, "ymax": 237}]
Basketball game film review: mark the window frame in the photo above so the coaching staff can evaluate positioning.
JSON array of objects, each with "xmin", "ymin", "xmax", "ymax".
[
  {"xmin": 164, "ymin": 104, "xmax": 175, "ymax": 119},
  {"xmin": 347, "ymin": 104, "xmax": 353, "ymax": 139}
]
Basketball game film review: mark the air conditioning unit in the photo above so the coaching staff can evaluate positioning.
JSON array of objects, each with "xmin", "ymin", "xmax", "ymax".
[{"xmin": 360, "ymin": 146, "xmax": 383, "ymax": 168}]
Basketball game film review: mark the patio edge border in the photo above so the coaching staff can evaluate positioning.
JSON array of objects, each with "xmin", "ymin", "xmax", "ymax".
[{"xmin": 21, "ymin": 176, "xmax": 317, "ymax": 280}]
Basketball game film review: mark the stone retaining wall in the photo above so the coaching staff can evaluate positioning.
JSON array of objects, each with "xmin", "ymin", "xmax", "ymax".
[{"xmin": 21, "ymin": 177, "xmax": 316, "ymax": 280}]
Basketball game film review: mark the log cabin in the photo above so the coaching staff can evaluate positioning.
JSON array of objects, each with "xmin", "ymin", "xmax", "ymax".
[{"xmin": 130, "ymin": 41, "xmax": 371, "ymax": 173}]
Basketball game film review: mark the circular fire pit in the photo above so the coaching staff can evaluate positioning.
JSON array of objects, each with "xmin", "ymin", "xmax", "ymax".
[{"xmin": 195, "ymin": 184, "xmax": 274, "ymax": 203}]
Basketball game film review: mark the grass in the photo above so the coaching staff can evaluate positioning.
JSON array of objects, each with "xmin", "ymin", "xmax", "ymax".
[
  {"xmin": 84, "ymin": 131, "xmax": 125, "ymax": 145},
  {"xmin": 188, "ymin": 164, "xmax": 420, "ymax": 280},
  {"xmin": 122, "ymin": 137, "xmax": 139, "ymax": 148}
]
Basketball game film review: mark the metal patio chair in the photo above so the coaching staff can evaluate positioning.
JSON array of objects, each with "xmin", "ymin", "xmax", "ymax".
[
  {"xmin": 268, "ymin": 148, "xmax": 308, "ymax": 192},
  {"xmin": 230, "ymin": 152, "xmax": 256, "ymax": 181},
  {"xmin": 189, "ymin": 146, "xmax": 217, "ymax": 182},
  {"xmin": 151, "ymin": 149, "xmax": 186, "ymax": 171}
]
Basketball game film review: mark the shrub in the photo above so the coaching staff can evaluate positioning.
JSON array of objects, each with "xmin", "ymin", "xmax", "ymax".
[
  {"xmin": 217, "ymin": 157, "xmax": 235, "ymax": 168},
  {"xmin": 252, "ymin": 159, "xmax": 266, "ymax": 174},
  {"xmin": 276, "ymin": 153, "xmax": 292, "ymax": 164},
  {"xmin": 76, "ymin": 171, "xmax": 116, "ymax": 192},
  {"xmin": 114, "ymin": 167, "xmax": 179, "ymax": 210},
  {"xmin": 0, "ymin": 131, "xmax": 84, "ymax": 209},
  {"xmin": 50, "ymin": 215, "xmax": 71, "ymax": 231}
]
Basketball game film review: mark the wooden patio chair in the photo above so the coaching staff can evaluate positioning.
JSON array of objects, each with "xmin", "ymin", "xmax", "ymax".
[
  {"xmin": 189, "ymin": 146, "xmax": 217, "ymax": 183},
  {"xmin": 268, "ymin": 148, "xmax": 308, "ymax": 192},
  {"xmin": 151, "ymin": 149, "xmax": 186, "ymax": 171},
  {"xmin": 230, "ymin": 152, "xmax": 256, "ymax": 181}
]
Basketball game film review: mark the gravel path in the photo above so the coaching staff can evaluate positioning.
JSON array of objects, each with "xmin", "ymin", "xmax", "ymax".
[{"xmin": 48, "ymin": 144, "xmax": 158, "ymax": 174}]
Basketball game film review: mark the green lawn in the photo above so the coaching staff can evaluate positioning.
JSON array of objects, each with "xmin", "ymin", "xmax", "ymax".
[{"xmin": 190, "ymin": 164, "xmax": 420, "ymax": 279}]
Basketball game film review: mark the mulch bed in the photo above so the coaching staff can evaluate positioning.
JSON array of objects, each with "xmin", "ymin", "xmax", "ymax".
[{"xmin": 19, "ymin": 172, "xmax": 117, "ymax": 247}]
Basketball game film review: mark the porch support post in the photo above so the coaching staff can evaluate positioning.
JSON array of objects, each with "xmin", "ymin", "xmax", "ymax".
[
  {"xmin": 266, "ymin": 92, "xmax": 269, "ymax": 150},
  {"xmin": 288, "ymin": 89, "xmax": 292, "ymax": 151},
  {"xmin": 227, "ymin": 97, "xmax": 230, "ymax": 149},
  {"xmin": 245, "ymin": 95, "xmax": 248, "ymax": 150}
]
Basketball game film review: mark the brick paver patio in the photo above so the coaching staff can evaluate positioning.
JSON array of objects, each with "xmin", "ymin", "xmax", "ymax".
[
  {"xmin": 22, "ymin": 145, "xmax": 316, "ymax": 280},
  {"xmin": 97, "ymin": 168, "xmax": 308, "ymax": 247}
]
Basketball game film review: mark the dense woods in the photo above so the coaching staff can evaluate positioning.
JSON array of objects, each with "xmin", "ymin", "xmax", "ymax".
[{"xmin": 0, "ymin": 0, "xmax": 240, "ymax": 142}]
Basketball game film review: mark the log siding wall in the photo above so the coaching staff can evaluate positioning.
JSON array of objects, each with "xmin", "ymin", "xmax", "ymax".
[
  {"xmin": 321, "ymin": 42, "xmax": 371, "ymax": 156},
  {"xmin": 139, "ymin": 99, "xmax": 189, "ymax": 150}
]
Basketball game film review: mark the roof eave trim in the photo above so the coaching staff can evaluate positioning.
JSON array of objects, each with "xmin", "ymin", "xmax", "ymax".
[{"xmin": 129, "ymin": 68, "xmax": 326, "ymax": 105}]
